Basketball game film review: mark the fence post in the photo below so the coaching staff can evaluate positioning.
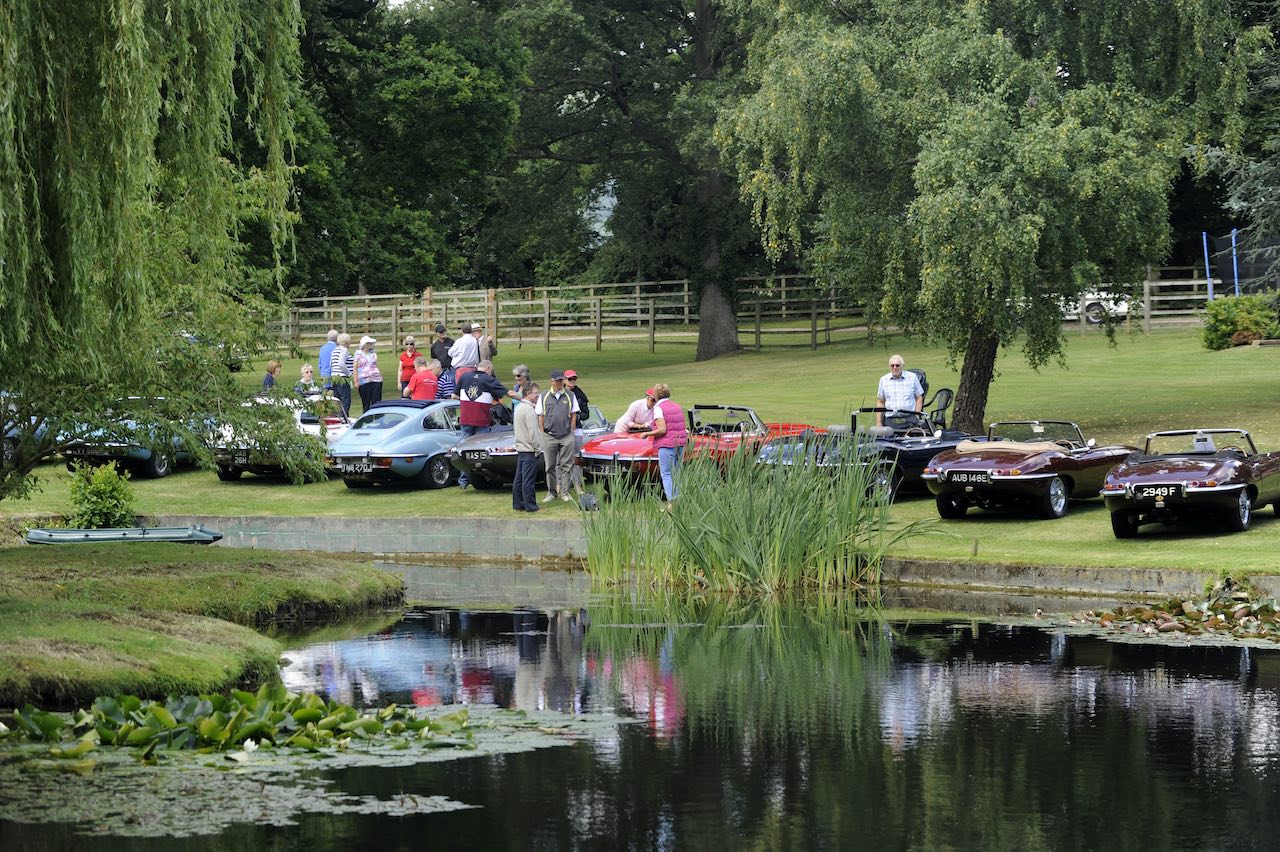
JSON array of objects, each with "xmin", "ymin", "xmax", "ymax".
[
  {"xmin": 782, "ymin": 277, "xmax": 789, "ymax": 320},
  {"xmin": 391, "ymin": 304, "xmax": 400, "ymax": 345},
  {"xmin": 441, "ymin": 302, "xmax": 449, "ymax": 335},
  {"xmin": 543, "ymin": 298, "xmax": 551, "ymax": 351},
  {"xmin": 683, "ymin": 280, "xmax": 690, "ymax": 325},
  {"xmin": 810, "ymin": 301, "xmax": 818, "ymax": 350},
  {"xmin": 755, "ymin": 302, "xmax": 762, "ymax": 351},
  {"xmin": 1143, "ymin": 281, "xmax": 1152, "ymax": 334},
  {"xmin": 594, "ymin": 297, "xmax": 603, "ymax": 351},
  {"xmin": 289, "ymin": 308, "xmax": 300, "ymax": 348},
  {"xmin": 322, "ymin": 296, "xmax": 330, "ymax": 327},
  {"xmin": 825, "ymin": 287, "xmax": 832, "ymax": 343},
  {"xmin": 340, "ymin": 306, "xmax": 348, "ymax": 335},
  {"xmin": 636, "ymin": 285, "xmax": 643, "ymax": 328},
  {"xmin": 487, "ymin": 288, "xmax": 497, "ymax": 339},
  {"xmin": 422, "ymin": 288, "xmax": 432, "ymax": 331},
  {"xmin": 648, "ymin": 299, "xmax": 656, "ymax": 353}
]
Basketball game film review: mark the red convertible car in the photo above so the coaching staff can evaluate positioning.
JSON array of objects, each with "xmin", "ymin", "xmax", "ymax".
[
  {"xmin": 578, "ymin": 404, "xmax": 812, "ymax": 482},
  {"xmin": 922, "ymin": 420, "xmax": 1138, "ymax": 520},
  {"xmin": 1102, "ymin": 429, "xmax": 1280, "ymax": 537}
]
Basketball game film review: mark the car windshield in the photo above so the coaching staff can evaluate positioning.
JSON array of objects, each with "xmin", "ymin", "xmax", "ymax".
[
  {"xmin": 1146, "ymin": 431, "xmax": 1251, "ymax": 456},
  {"xmin": 689, "ymin": 407, "xmax": 760, "ymax": 435},
  {"xmin": 582, "ymin": 405, "xmax": 607, "ymax": 429},
  {"xmin": 990, "ymin": 422, "xmax": 1082, "ymax": 444},
  {"xmin": 352, "ymin": 412, "xmax": 406, "ymax": 431}
]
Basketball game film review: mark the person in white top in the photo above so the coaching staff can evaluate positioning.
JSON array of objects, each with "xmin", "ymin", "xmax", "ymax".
[
  {"xmin": 875, "ymin": 354, "xmax": 923, "ymax": 426},
  {"xmin": 448, "ymin": 322, "xmax": 481, "ymax": 379},
  {"xmin": 615, "ymin": 387, "xmax": 658, "ymax": 433}
]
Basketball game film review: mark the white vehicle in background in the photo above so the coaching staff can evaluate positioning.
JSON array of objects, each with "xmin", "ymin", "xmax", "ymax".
[
  {"xmin": 212, "ymin": 393, "xmax": 348, "ymax": 481},
  {"xmin": 1061, "ymin": 291, "xmax": 1132, "ymax": 324}
]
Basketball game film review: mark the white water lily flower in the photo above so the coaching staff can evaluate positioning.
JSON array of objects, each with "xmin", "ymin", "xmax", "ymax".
[{"xmin": 243, "ymin": 739, "xmax": 259, "ymax": 752}]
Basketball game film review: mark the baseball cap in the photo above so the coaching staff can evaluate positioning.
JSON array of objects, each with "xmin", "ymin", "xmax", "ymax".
[
  {"xmin": 563, "ymin": 369, "xmax": 578, "ymax": 379},
  {"xmin": 550, "ymin": 369, "xmax": 566, "ymax": 380},
  {"xmin": 645, "ymin": 387, "xmax": 656, "ymax": 398},
  {"xmin": 434, "ymin": 323, "xmax": 446, "ymax": 334},
  {"xmin": 359, "ymin": 335, "xmax": 377, "ymax": 346}
]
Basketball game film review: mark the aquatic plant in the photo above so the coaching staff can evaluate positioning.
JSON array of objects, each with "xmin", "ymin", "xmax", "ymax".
[
  {"xmin": 1071, "ymin": 593, "xmax": 1280, "ymax": 641},
  {"xmin": 584, "ymin": 442, "xmax": 933, "ymax": 591}
]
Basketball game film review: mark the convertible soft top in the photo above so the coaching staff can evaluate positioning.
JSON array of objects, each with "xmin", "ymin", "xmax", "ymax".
[{"xmin": 955, "ymin": 439, "xmax": 1060, "ymax": 456}]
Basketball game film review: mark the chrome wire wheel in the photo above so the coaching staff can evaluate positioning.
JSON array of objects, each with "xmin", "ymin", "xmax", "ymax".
[
  {"xmin": 1225, "ymin": 488, "xmax": 1251, "ymax": 533},
  {"xmin": 1036, "ymin": 475, "xmax": 1068, "ymax": 520}
]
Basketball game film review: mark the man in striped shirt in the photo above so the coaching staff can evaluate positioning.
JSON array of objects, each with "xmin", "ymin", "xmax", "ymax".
[{"xmin": 875, "ymin": 354, "xmax": 923, "ymax": 426}]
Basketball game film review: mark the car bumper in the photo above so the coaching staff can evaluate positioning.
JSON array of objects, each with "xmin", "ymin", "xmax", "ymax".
[
  {"xmin": 328, "ymin": 456, "xmax": 428, "ymax": 481},
  {"xmin": 924, "ymin": 472, "xmax": 1058, "ymax": 500},
  {"xmin": 1103, "ymin": 483, "xmax": 1246, "ymax": 514},
  {"xmin": 579, "ymin": 454, "xmax": 659, "ymax": 480}
]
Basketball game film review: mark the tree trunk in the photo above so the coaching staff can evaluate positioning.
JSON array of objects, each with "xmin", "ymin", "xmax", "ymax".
[
  {"xmin": 696, "ymin": 279, "xmax": 739, "ymax": 361},
  {"xmin": 951, "ymin": 325, "xmax": 1000, "ymax": 435}
]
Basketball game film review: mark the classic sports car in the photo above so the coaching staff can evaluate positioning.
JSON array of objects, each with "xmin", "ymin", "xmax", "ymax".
[
  {"xmin": 446, "ymin": 405, "xmax": 611, "ymax": 488},
  {"xmin": 62, "ymin": 398, "xmax": 200, "ymax": 478},
  {"xmin": 923, "ymin": 420, "xmax": 1138, "ymax": 519},
  {"xmin": 579, "ymin": 404, "xmax": 813, "ymax": 482},
  {"xmin": 1102, "ymin": 429, "xmax": 1280, "ymax": 537},
  {"xmin": 326, "ymin": 399, "xmax": 476, "ymax": 489},
  {"xmin": 754, "ymin": 407, "xmax": 977, "ymax": 500},
  {"xmin": 212, "ymin": 394, "xmax": 349, "ymax": 481}
]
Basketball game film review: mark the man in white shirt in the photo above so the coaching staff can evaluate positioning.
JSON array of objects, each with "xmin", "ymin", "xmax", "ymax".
[
  {"xmin": 875, "ymin": 354, "xmax": 923, "ymax": 426},
  {"xmin": 448, "ymin": 322, "xmax": 481, "ymax": 379}
]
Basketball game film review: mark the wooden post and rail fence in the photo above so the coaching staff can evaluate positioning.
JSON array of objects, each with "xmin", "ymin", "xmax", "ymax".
[{"xmin": 269, "ymin": 267, "xmax": 1252, "ymax": 352}]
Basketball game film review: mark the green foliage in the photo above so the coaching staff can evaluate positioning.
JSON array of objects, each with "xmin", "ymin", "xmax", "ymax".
[
  {"xmin": 0, "ymin": 683, "xmax": 477, "ymax": 756},
  {"xmin": 585, "ymin": 445, "xmax": 931, "ymax": 592},
  {"xmin": 1202, "ymin": 293, "xmax": 1279, "ymax": 349},
  {"xmin": 67, "ymin": 464, "xmax": 136, "ymax": 530}
]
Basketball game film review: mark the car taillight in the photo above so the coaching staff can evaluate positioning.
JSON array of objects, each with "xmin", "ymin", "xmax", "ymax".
[
  {"xmin": 1189, "ymin": 479, "xmax": 1217, "ymax": 488},
  {"xmin": 323, "ymin": 416, "xmax": 342, "ymax": 427},
  {"xmin": 924, "ymin": 466, "xmax": 938, "ymax": 475},
  {"xmin": 1103, "ymin": 482, "xmax": 1123, "ymax": 491},
  {"xmin": 376, "ymin": 458, "xmax": 394, "ymax": 468}
]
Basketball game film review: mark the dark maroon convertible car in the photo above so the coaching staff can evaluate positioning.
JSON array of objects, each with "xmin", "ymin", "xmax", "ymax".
[
  {"xmin": 1102, "ymin": 429, "xmax": 1280, "ymax": 537},
  {"xmin": 922, "ymin": 420, "xmax": 1138, "ymax": 520}
]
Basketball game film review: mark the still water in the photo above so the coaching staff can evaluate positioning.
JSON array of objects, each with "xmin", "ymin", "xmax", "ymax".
[{"xmin": 9, "ymin": 594, "xmax": 1280, "ymax": 850}]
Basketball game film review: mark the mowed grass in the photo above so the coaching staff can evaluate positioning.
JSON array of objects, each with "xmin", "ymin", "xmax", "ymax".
[{"xmin": 5, "ymin": 327, "xmax": 1280, "ymax": 573}]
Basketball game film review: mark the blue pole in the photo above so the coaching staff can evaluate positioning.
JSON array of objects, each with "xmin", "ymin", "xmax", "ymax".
[
  {"xmin": 1231, "ymin": 228, "xmax": 1240, "ymax": 295},
  {"xmin": 1202, "ymin": 232, "xmax": 1215, "ymax": 301}
]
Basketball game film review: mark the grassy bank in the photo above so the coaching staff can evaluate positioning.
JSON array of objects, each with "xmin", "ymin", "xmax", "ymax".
[{"xmin": 0, "ymin": 544, "xmax": 404, "ymax": 705}]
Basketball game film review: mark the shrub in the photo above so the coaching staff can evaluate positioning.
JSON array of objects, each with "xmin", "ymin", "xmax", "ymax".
[
  {"xmin": 68, "ymin": 462, "xmax": 137, "ymax": 529},
  {"xmin": 1202, "ymin": 294, "xmax": 1276, "ymax": 350}
]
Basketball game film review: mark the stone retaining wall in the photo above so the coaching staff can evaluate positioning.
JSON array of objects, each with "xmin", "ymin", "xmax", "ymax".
[{"xmin": 150, "ymin": 513, "xmax": 1280, "ymax": 600}]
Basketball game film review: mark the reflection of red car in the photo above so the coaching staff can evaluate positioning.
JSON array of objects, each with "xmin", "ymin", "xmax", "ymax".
[{"xmin": 579, "ymin": 404, "xmax": 814, "ymax": 482}]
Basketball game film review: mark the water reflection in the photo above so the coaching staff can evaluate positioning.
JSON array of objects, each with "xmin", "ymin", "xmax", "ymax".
[{"xmin": 267, "ymin": 598, "xmax": 1280, "ymax": 849}]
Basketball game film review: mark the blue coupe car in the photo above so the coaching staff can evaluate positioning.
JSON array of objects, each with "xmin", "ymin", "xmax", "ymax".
[{"xmin": 327, "ymin": 399, "xmax": 481, "ymax": 489}]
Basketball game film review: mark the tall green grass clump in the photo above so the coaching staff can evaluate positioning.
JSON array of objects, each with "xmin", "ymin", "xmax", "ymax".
[{"xmin": 584, "ymin": 437, "xmax": 931, "ymax": 591}]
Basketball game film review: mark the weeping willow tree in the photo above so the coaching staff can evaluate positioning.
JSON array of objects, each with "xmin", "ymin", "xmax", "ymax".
[{"xmin": 0, "ymin": 1, "xmax": 314, "ymax": 498}]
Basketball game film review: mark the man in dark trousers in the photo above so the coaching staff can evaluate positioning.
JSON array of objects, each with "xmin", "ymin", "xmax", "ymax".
[
  {"xmin": 536, "ymin": 369, "xmax": 579, "ymax": 503},
  {"xmin": 430, "ymin": 323, "xmax": 454, "ymax": 371},
  {"xmin": 455, "ymin": 359, "xmax": 510, "ymax": 490},
  {"xmin": 512, "ymin": 383, "xmax": 541, "ymax": 512}
]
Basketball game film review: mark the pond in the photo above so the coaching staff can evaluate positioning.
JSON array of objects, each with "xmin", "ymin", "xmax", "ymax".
[{"xmin": 5, "ymin": 584, "xmax": 1280, "ymax": 849}]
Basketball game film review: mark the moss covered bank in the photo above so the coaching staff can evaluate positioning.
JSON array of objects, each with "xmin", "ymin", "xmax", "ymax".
[{"xmin": 0, "ymin": 543, "xmax": 403, "ymax": 706}]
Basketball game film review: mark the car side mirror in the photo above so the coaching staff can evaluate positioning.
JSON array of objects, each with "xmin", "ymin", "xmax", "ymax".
[
  {"xmin": 934, "ymin": 430, "xmax": 943, "ymax": 439},
  {"xmin": 1086, "ymin": 438, "xmax": 1096, "ymax": 448}
]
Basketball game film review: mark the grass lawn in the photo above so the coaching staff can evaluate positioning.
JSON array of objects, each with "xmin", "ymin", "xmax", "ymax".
[
  {"xmin": 0, "ymin": 544, "xmax": 403, "ymax": 705},
  {"xmin": 3, "ymin": 327, "xmax": 1279, "ymax": 572}
]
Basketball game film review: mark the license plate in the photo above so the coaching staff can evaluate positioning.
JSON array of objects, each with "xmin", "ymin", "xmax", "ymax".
[
  {"xmin": 590, "ymin": 463, "xmax": 621, "ymax": 476},
  {"xmin": 949, "ymin": 471, "xmax": 989, "ymax": 484},
  {"xmin": 340, "ymin": 461, "xmax": 373, "ymax": 474},
  {"xmin": 465, "ymin": 451, "xmax": 488, "ymax": 460},
  {"xmin": 1136, "ymin": 485, "xmax": 1179, "ymax": 499},
  {"xmin": 233, "ymin": 451, "xmax": 250, "ymax": 466}
]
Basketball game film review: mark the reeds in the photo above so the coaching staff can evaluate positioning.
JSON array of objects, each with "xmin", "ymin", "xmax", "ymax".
[{"xmin": 583, "ymin": 439, "xmax": 932, "ymax": 591}]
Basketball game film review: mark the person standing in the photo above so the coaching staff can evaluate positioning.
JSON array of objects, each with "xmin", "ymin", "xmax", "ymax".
[
  {"xmin": 329, "ymin": 333, "xmax": 354, "ymax": 416},
  {"xmin": 262, "ymin": 359, "xmax": 282, "ymax": 390},
  {"xmin": 398, "ymin": 336, "xmax": 419, "ymax": 393},
  {"xmin": 455, "ymin": 360, "xmax": 510, "ymax": 489},
  {"xmin": 434, "ymin": 361, "xmax": 456, "ymax": 400},
  {"xmin": 402, "ymin": 356, "xmax": 438, "ymax": 400},
  {"xmin": 564, "ymin": 369, "xmax": 590, "ymax": 491},
  {"xmin": 472, "ymin": 322, "xmax": 498, "ymax": 362},
  {"xmin": 644, "ymin": 383, "xmax": 688, "ymax": 510},
  {"xmin": 449, "ymin": 322, "xmax": 481, "ymax": 381},
  {"xmin": 430, "ymin": 323, "xmax": 454, "ymax": 371},
  {"xmin": 875, "ymin": 354, "xmax": 923, "ymax": 426},
  {"xmin": 513, "ymin": 383, "xmax": 542, "ymax": 512},
  {"xmin": 537, "ymin": 369, "xmax": 579, "ymax": 503},
  {"xmin": 318, "ymin": 328, "xmax": 338, "ymax": 390},
  {"xmin": 615, "ymin": 388, "xmax": 658, "ymax": 433},
  {"xmin": 354, "ymin": 335, "xmax": 383, "ymax": 414}
]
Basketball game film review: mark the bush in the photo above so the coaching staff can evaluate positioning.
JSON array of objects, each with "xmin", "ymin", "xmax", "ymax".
[
  {"xmin": 1202, "ymin": 294, "xmax": 1277, "ymax": 350},
  {"xmin": 68, "ymin": 462, "xmax": 137, "ymax": 529}
]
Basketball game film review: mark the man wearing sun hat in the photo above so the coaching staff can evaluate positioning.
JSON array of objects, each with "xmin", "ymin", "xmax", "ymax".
[
  {"xmin": 536, "ymin": 369, "xmax": 579, "ymax": 502},
  {"xmin": 615, "ymin": 387, "xmax": 658, "ymax": 434}
]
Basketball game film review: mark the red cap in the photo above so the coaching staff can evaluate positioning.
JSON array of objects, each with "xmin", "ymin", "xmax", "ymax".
[
  {"xmin": 645, "ymin": 387, "xmax": 656, "ymax": 398},
  {"xmin": 564, "ymin": 369, "xmax": 578, "ymax": 379}
]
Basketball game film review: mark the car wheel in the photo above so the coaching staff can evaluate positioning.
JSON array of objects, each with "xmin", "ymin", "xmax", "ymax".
[
  {"xmin": 419, "ymin": 455, "xmax": 452, "ymax": 489},
  {"xmin": 1035, "ymin": 475, "xmax": 1069, "ymax": 520},
  {"xmin": 1110, "ymin": 510, "xmax": 1139, "ymax": 539},
  {"xmin": 142, "ymin": 452, "xmax": 172, "ymax": 479},
  {"xmin": 869, "ymin": 463, "xmax": 899, "ymax": 503},
  {"xmin": 215, "ymin": 464, "xmax": 243, "ymax": 482},
  {"xmin": 1224, "ymin": 489, "xmax": 1252, "ymax": 533},
  {"xmin": 1084, "ymin": 302, "xmax": 1106, "ymax": 324},
  {"xmin": 935, "ymin": 493, "xmax": 968, "ymax": 519},
  {"xmin": 343, "ymin": 477, "xmax": 372, "ymax": 489}
]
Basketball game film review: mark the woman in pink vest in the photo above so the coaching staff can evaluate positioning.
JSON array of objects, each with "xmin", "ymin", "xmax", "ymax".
[{"xmin": 643, "ymin": 383, "xmax": 688, "ymax": 508}]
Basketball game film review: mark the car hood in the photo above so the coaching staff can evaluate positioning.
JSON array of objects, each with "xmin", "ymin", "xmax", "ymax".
[
  {"xmin": 930, "ymin": 447, "xmax": 1059, "ymax": 468},
  {"xmin": 582, "ymin": 433, "xmax": 655, "ymax": 458},
  {"xmin": 1108, "ymin": 456, "xmax": 1231, "ymax": 482},
  {"xmin": 451, "ymin": 427, "xmax": 516, "ymax": 453}
]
